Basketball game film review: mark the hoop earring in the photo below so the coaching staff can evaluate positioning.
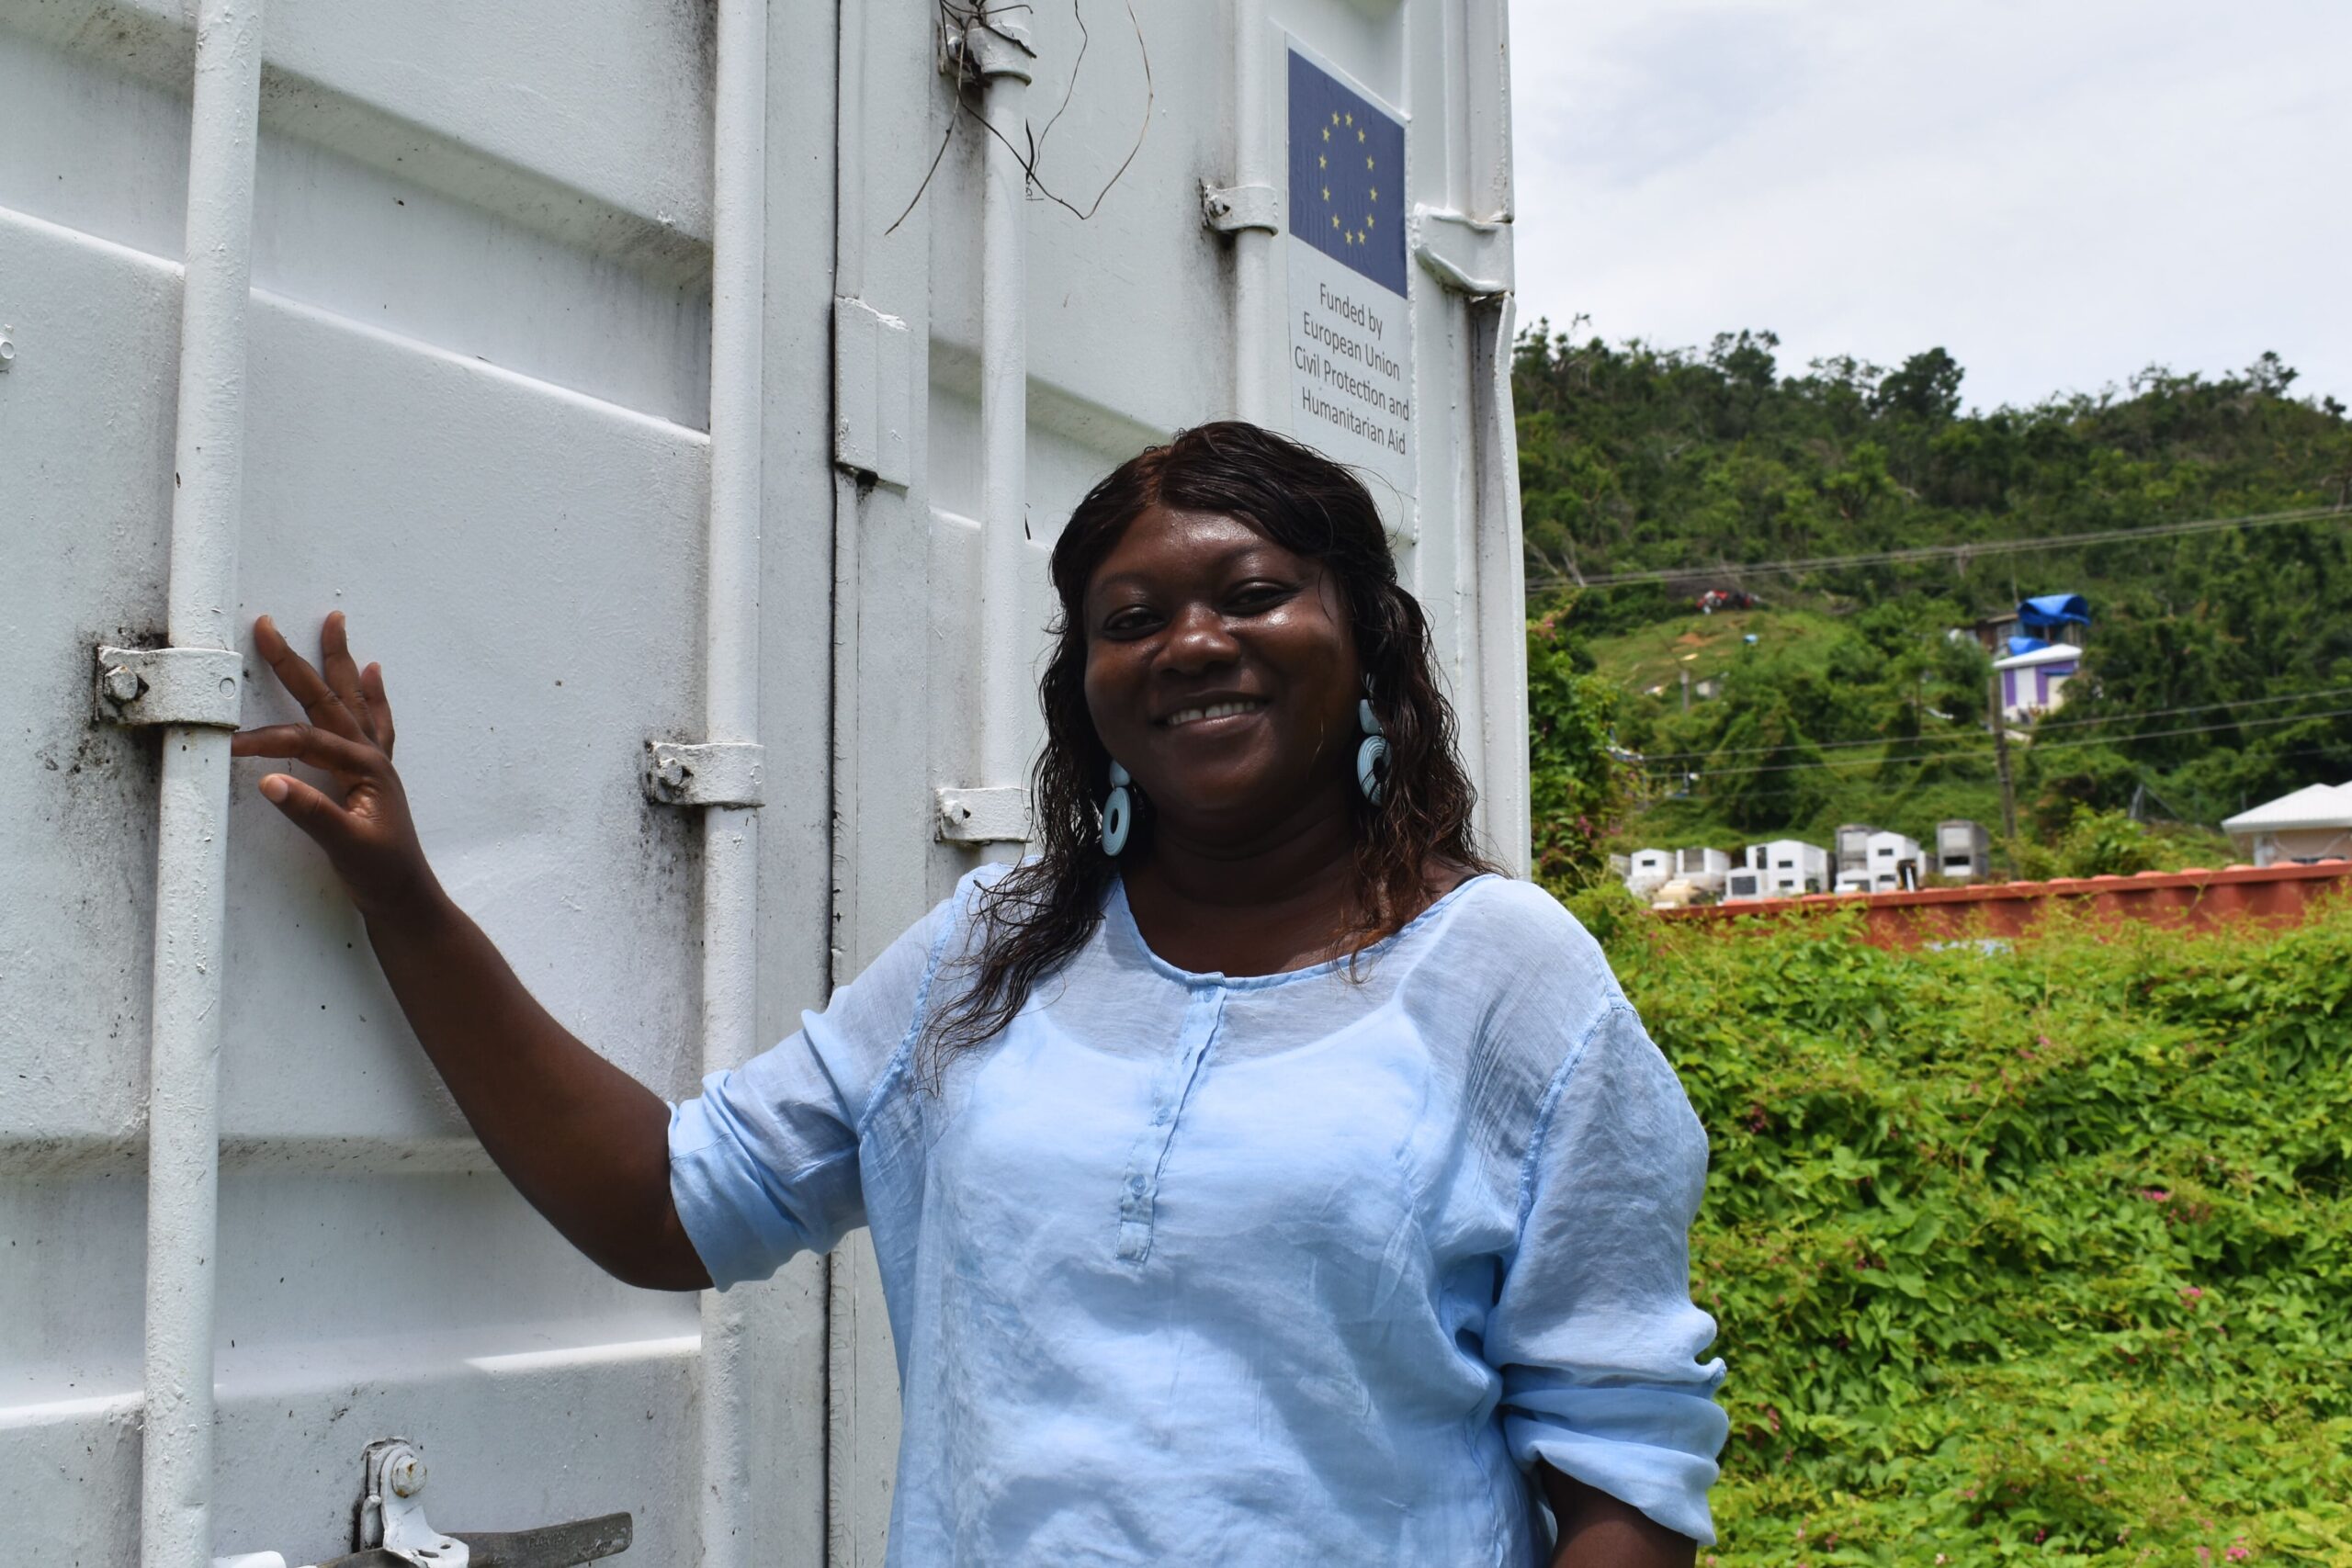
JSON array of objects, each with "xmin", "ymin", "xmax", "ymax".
[
  {"xmin": 1355, "ymin": 697, "xmax": 1390, "ymax": 806},
  {"xmin": 1102, "ymin": 761, "xmax": 1135, "ymax": 855}
]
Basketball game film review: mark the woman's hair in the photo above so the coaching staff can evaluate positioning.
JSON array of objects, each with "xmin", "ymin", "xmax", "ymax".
[{"xmin": 921, "ymin": 421, "xmax": 1498, "ymax": 1072}]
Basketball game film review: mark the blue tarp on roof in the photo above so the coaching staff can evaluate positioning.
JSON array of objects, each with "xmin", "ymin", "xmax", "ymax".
[
  {"xmin": 2006, "ymin": 635, "xmax": 2052, "ymax": 656},
  {"xmin": 2018, "ymin": 592, "xmax": 2090, "ymax": 629}
]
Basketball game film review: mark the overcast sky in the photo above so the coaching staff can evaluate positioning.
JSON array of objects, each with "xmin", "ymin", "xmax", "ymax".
[{"xmin": 1507, "ymin": 1, "xmax": 2352, "ymax": 412}]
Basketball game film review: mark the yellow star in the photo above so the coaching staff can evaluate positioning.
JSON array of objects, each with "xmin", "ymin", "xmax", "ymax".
[
  {"xmin": 1331, "ymin": 112, "xmax": 1340, "ymax": 124},
  {"xmin": 1368, "ymin": 187, "xmax": 1377, "ymax": 201},
  {"xmin": 1317, "ymin": 154, "xmax": 1327, "ymax": 169},
  {"xmin": 1331, "ymin": 214, "xmax": 1340, "ymax": 229},
  {"xmin": 1358, "ymin": 128, "xmax": 1366, "ymax": 142},
  {"xmin": 1321, "ymin": 186, "xmax": 1330, "ymax": 201},
  {"xmin": 1365, "ymin": 155, "xmax": 1374, "ymax": 169},
  {"xmin": 1365, "ymin": 214, "xmax": 1374, "ymax": 228},
  {"xmin": 1345, "ymin": 112, "xmax": 1354, "ymax": 126},
  {"xmin": 1344, "ymin": 231, "xmax": 1355, "ymax": 245},
  {"xmin": 1321, "ymin": 127, "xmax": 1330, "ymax": 141}
]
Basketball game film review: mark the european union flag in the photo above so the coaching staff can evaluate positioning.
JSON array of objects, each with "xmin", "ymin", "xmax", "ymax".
[{"xmin": 1287, "ymin": 50, "xmax": 1408, "ymax": 298}]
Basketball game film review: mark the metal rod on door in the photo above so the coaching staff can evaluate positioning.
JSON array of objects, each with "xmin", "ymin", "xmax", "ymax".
[
  {"xmin": 697, "ymin": 0, "xmax": 771, "ymax": 1561},
  {"xmin": 1231, "ymin": 0, "xmax": 1276, "ymax": 423},
  {"xmin": 140, "ymin": 3, "xmax": 265, "ymax": 1563},
  {"xmin": 930, "ymin": 8, "xmax": 1042, "ymax": 852},
  {"xmin": 976, "ymin": 11, "xmax": 1035, "ymax": 843}
]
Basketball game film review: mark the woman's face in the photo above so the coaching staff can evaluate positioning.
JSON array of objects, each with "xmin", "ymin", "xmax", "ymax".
[{"xmin": 1081, "ymin": 503, "xmax": 1362, "ymax": 840}]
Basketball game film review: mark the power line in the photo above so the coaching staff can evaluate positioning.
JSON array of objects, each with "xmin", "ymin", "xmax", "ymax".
[
  {"xmin": 1532, "ymin": 503, "xmax": 2347, "ymax": 591},
  {"xmin": 1631, "ymin": 683, "xmax": 2352, "ymax": 763},
  {"xmin": 1639, "ymin": 705, "xmax": 2352, "ymax": 781}
]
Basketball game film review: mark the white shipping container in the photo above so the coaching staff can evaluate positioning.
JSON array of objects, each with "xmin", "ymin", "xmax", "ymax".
[{"xmin": 0, "ymin": 2, "xmax": 1526, "ymax": 1563}]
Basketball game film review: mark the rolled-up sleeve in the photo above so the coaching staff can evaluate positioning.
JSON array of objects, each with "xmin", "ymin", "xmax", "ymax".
[
  {"xmin": 1487, "ymin": 999, "xmax": 1727, "ymax": 1547},
  {"xmin": 669, "ymin": 895, "xmax": 957, "ymax": 1290}
]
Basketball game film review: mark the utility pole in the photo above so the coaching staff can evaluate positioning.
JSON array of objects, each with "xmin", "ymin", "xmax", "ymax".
[
  {"xmin": 1989, "ymin": 667, "xmax": 2017, "ymax": 840},
  {"xmin": 1680, "ymin": 667, "xmax": 1691, "ymax": 714}
]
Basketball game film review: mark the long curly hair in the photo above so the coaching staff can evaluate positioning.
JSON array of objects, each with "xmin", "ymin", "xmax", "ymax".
[{"xmin": 922, "ymin": 421, "xmax": 1500, "ymax": 1070}]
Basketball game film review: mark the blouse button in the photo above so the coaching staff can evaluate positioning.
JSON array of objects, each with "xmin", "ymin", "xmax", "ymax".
[{"xmin": 1128, "ymin": 1175, "xmax": 1147, "ymax": 1193}]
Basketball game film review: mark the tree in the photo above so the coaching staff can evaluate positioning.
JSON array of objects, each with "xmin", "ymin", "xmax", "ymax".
[{"xmin": 1527, "ymin": 614, "xmax": 1632, "ymax": 890}]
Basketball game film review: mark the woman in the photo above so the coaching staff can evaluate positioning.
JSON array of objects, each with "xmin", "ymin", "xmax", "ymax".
[{"xmin": 234, "ymin": 422, "xmax": 1725, "ymax": 1566}]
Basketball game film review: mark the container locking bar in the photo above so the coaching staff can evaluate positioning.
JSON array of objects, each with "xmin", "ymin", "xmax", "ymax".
[{"xmin": 94, "ymin": 644, "xmax": 243, "ymax": 728}]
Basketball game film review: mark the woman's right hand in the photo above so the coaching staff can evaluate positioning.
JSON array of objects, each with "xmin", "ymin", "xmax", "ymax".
[{"xmin": 232, "ymin": 612, "xmax": 443, "ymax": 924}]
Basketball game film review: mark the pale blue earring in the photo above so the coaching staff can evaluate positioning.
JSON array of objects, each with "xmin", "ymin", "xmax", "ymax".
[
  {"xmin": 1102, "ymin": 761, "xmax": 1135, "ymax": 855},
  {"xmin": 1356, "ymin": 693, "xmax": 1389, "ymax": 805}
]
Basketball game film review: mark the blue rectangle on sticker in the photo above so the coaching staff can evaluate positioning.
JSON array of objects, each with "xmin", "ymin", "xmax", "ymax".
[{"xmin": 1287, "ymin": 50, "xmax": 1408, "ymax": 298}]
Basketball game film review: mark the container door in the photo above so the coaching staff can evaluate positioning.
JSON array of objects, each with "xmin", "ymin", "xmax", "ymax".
[
  {"xmin": 1, "ymin": 3, "xmax": 837, "ymax": 1561},
  {"xmin": 823, "ymin": 1, "xmax": 1523, "ymax": 1560}
]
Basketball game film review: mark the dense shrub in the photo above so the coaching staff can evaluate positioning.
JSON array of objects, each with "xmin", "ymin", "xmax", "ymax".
[{"xmin": 1594, "ymin": 895, "xmax": 2352, "ymax": 1563}]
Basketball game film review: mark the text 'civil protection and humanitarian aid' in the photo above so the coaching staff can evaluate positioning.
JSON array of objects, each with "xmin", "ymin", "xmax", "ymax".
[{"xmin": 1296, "ymin": 282, "xmax": 1409, "ymax": 452}]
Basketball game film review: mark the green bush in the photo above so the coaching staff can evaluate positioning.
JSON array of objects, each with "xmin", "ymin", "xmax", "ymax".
[
  {"xmin": 1606, "ymin": 897, "xmax": 2352, "ymax": 1564},
  {"xmin": 2010, "ymin": 807, "xmax": 2164, "ymax": 881}
]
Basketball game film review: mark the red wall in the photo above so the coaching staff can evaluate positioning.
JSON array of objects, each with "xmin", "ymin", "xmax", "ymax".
[{"xmin": 1660, "ymin": 860, "xmax": 2351, "ymax": 947}]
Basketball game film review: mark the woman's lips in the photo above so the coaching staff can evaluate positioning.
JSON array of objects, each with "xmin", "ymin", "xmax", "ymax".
[{"xmin": 1160, "ymin": 697, "xmax": 1271, "ymax": 728}]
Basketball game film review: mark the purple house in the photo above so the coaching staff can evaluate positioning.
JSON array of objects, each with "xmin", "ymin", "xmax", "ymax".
[
  {"xmin": 1992, "ymin": 593, "xmax": 2089, "ymax": 723},
  {"xmin": 1993, "ymin": 642, "xmax": 2080, "ymax": 722}
]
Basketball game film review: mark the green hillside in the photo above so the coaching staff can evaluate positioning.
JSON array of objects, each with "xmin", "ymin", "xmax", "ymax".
[{"xmin": 1514, "ymin": 326, "xmax": 2352, "ymax": 868}]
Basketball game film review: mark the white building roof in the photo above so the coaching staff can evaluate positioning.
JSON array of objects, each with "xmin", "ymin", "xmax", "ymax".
[
  {"xmin": 2222, "ymin": 782, "xmax": 2352, "ymax": 835},
  {"xmin": 1992, "ymin": 644, "xmax": 2082, "ymax": 671}
]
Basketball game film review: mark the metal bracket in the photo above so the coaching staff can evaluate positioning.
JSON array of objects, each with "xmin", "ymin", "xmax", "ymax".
[
  {"xmin": 944, "ymin": 11, "xmax": 1035, "ymax": 83},
  {"xmin": 833, "ymin": 297, "xmax": 914, "ymax": 487},
  {"xmin": 358, "ymin": 1438, "xmax": 470, "ymax": 1567},
  {"xmin": 935, "ymin": 784, "xmax": 1030, "ymax": 845},
  {"xmin": 1200, "ymin": 181, "xmax": 1280, "ymax": 235},
  {"xmin": 642, "ymin": 740, "xmax": 765, "ymax": 808},
  {"xmin": 1409, "ymin": 205, "xmax": 1513, "ymax": 298},
  {"xmin": 214, "ymin": 1439, "xmax": 631, "ymax": 1568},
  {"xmin": 94, "ymin": 644, "xmax": 243, "ymax": 728}
]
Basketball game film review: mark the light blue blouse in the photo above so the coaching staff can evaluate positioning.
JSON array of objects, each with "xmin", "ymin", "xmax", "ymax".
[{"xmin": 669, "ymin": 870, "xmax": 1726, "ymax": 1564}]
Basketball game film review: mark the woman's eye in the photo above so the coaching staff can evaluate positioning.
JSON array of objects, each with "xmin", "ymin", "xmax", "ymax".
[
  {"xmin": 1227, "ymin": 581, "xmax": 1293, "ymax": 613},
  {"xmin": 1102, "ymin": 606, "xmax": 1157, "ymax": 635}
]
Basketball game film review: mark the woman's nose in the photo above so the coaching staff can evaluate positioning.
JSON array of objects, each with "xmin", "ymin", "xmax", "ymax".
[{"xmin": 1161, "ymin": 602, "xmax": 1239, "ymax": 671}]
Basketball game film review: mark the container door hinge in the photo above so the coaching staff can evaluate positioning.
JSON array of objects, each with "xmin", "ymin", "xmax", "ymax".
[
  {"xmin": 94, "ymin": 645, "xmax": 243, "ymax": 728},
  {"xmin": 832, "ymin": 296, "xmax": 913, "ymax": 488},
  {"xmin": 934, "ymin": 784, "xmax": 1030, "ymax": 845},
  {"xmin": 1200, "ymin": 181, "xmax": 1279, "ymax": 235},
  {"xmin": 1409, "ymin": 206, "xmax": 1513, "ymax": 299},
  {"xmin": 643, "ymin": 739, "xmax": 766, "ymax": 808}
]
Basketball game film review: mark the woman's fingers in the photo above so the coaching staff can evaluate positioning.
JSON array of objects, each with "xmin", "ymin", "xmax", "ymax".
[
  {"xmin": 254, "ymin": 770, "xmax": 356, "ymax": 840},
  {"xmin": 230, "ymin": 722, "xmax": 383, "ymax": 778},
  {"xmin": 360, "ymin": 661, "xmax": 396, "ymax": 759},
  {"xmin": 319, "ymin": 611, "xmax": 379, "ymax": 740},
  {"xmin": 252, "ymin": 614, "xmax": 367, "ymax": 742}
]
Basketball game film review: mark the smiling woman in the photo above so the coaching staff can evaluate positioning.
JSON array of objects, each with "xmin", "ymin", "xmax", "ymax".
[
  {"xmin": 928, "ymin": 420, "xmax": 1494, "ymax": 1053},
  {"xmin": 233, "ymin": 422, "xmax": 1726, "ymax": 1568}
]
